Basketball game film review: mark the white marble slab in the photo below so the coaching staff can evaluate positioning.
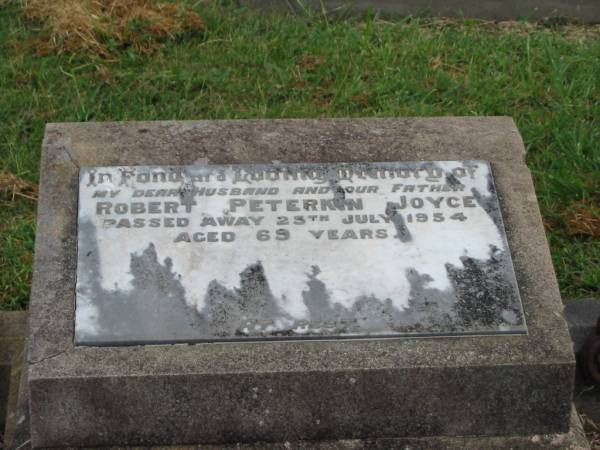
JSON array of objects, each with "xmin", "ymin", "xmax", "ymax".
[{"xmin": 75, "ymin": 161, "xmax": 526, "ymax": 345}]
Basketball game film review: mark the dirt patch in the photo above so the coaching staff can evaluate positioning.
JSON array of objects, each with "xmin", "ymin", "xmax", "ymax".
[
  {"xmin": 297, "ymin": 54, "xmax": 325, "ymax": 71},
  {"xmin": 0, "ymin": 173, "xmax": 38, "ymax": 202},
  {"xmin": 25, "ymin": 0, "xmax": 204, "ymax": 56},
  {"xmin": 564, "ymin": 199, "xmax": 600, "ymax": 238}
]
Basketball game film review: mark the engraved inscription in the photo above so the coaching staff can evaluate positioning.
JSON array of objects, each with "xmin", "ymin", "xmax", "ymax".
[{"xmin": 75, "ymin": 161, "xmax": 526, "ymax": 345}]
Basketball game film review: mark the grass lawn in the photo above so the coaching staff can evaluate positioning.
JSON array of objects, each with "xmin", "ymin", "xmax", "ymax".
[{"xmin": 0, "ymin": 1, "xmax": 599, "ymax": 310}]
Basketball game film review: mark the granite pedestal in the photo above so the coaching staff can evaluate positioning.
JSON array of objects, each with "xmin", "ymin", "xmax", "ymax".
[{"xmin": 27, "ymin": 117, "xmax": 575, "ymax": 447}]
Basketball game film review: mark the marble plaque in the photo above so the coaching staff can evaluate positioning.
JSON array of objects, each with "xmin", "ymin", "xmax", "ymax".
[{"xmin": 75, "ymin": 161, "xmax": 526, "ymax": 345}]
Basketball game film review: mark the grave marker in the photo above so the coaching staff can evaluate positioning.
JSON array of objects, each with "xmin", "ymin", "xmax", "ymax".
[{"xmin": 26, "ymin": 118, "xmax": 575, "ymax": 448}]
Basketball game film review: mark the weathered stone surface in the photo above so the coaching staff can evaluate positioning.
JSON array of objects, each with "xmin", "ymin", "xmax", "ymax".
[
  {"xmin": 1, "ymin": 358, "xmax": 590, "ymax": 450},
  {"xmin": 0, "ymin": 311, "xmax": 28, "ymax": 440},
  {"xmin": 249, "ymin": 0, "xmax": 600, "ymax": 23},
  {"xmin": 4, "ymin": 395, "xmax": 592, "ymax": 450},
  {"xmin": 2, "ymin": 350, "xmax": 29, "ymax": 450},
  {"xmin": 3, "ymin": 315, "xmax": 585, "ymax": 448},
  {"xmin": 76, "ymin": 161, "xmax": 525, "ymax": 345},
  {"xmin": 564, "ymin": 299, "xmax": 600, "ymax": 353},
  {"xmin": 28, "ymin": 118, "xmax": 574, "ymax": 447},
  {"xmin": 0, "ymin": 312, "xmax": 28, "ymax": 367},
  {"xmin": 154, "ymin": 406, "xmax": 593, "ymax": 449},
  {"xmin": 564, "ymin": 298, "xmax": 600, "ymax": 423}
]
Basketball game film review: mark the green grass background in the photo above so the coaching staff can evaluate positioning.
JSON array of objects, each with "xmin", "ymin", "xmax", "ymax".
[{"xmin": 1, "ymin": 2, "xmax": 599, "ymax": 310}]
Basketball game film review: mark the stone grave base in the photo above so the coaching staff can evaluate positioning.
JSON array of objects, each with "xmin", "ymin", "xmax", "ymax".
[
  {"xmin": 1, "ymin": 308, "xmax": 592, "ymax": 449},
  {"xmin": 151, "ymin": 409, "xmax": 592, "ymax": 449},
  {"xmin": 3, "ymin": 390, "xmax": 591, "ymax": 450},
  {"xmin": 1, "ymin": 309, "xmax": 590, "ymax": 449}
]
